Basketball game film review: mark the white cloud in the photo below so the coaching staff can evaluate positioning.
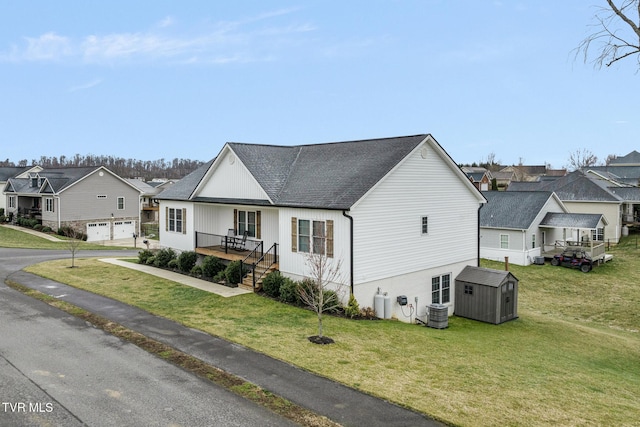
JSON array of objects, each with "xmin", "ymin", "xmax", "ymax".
[
  {"xmin": 69, "ymin": 78, "xmax": 103, "ymax": 92},
  {"xmin": 0, "ymin": 8, "xmax": 315, "ymax": 65}
]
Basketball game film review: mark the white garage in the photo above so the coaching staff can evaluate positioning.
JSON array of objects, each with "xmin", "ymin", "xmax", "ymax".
[
  {"xmin": 86, "ymin": 222, "xmax": 110, "ymax": 242},
  {"xmin": 113, "ymin": 220, "xmax": 136, "ymax": 239}
]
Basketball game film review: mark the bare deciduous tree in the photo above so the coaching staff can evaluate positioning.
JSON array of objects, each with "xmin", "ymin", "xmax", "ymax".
[
  {"xmin": 299, "ymin": 252, "xmax": 345, "ymax": 344},
  {"xmin": 567, "ymin": 148, "xmax": 599, "ymax": 170},
  {"xmin": 575, "ymin": 0, "xmax": 640, "ymax": 69},
  {"xmin": 64, "ymin": 228, "xmax": 84, "ymax": 268}
]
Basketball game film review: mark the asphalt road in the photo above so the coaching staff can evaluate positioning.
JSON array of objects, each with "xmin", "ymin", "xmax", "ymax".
[{"xmin": 0, "ymin": 248, "xmax": 296, "ymax": 427}]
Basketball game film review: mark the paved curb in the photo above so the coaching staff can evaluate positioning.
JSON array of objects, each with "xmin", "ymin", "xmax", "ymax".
[{"xmin": 12, "ymin": 270, "xmax": 445, "ymax": 427}]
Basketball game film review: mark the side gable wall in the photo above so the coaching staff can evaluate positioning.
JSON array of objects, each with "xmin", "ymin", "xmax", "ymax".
[
  {"xmin": 51, "ymin": 171, "xmax": 140, "ymax": 223},
  {"xmin": 195, "ymin": 148, "xmax": 269, "ymax": 201},
  {"xmin": 349, "ymin": 140, "xmax": 482, "ymax": 316},
  {"xmin": 563, "ymin": 201, "xmax": 621, "ymax": 243}
]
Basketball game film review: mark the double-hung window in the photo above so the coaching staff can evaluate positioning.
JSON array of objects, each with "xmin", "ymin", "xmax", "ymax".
[
  {"xmin": 45, "ymin": 198, "xmax": 54, "ymax": 213},
  {"xmin": 500, "ymin": 234, "xmax": 509, "ymax": 249},
  {"xmin": 167, "ymin": 207, "xmax": 184, "ymax": 233},
  {"xmin": 592, "ymin": 228, "xmax": 604, "ymax": 241},
  {"xmin": 117, "ymin": 196, "xmax": 125, "ymax": 210},
  {"xmin": 432, "ymin": 274, "xmax": 451, "ymax": 304},
  {"xmin": 292, "ymin": 217, "xmax": 333, "ymax": 257},
  {"xmin": 238, "ymin": 210, "xmax": 256, "ymax": 238}
]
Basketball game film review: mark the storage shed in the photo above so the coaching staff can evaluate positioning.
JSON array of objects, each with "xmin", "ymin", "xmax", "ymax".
[{"xmin": 455, "ymin": 266, "xmax": 518, "ymax": 324}]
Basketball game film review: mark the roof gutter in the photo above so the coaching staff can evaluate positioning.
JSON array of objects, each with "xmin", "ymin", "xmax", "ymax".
[
  {"xmin": 477, "ymin": 204, "xmax": 483, "ymax": 267},
  {"xmin": 342, "ymin": 210, "xmax": 354, "ymax": 295}
]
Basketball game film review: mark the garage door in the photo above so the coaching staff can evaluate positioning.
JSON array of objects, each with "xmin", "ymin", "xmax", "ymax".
[
  {"xmin": 86, "ymin": 222, "xmax": 110, "ymax": 242},
  {"xmin": 113, "ymin": 220, "xmax": 136, "ymax": 239}
]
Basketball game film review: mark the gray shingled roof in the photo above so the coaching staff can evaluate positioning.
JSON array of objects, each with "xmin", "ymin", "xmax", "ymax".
[
  {"xmin": 507, "ymin": 170, "xmax": 623, "ymax": 202},
  {"xmin": 160, "ymin": 135, "xmax": 432, "ymax": 209},
  {"xmin": 156, "ymin": 159, "xmax": 214, "ymax": 201},
  {"xmin": 5, "ymin": 167, "xmax": 138, "ymax": 195},
  {"xmin": 607, "ymin": 186, "xmax": 640, "ymax": 201},
  {"xmin": 481, "ymin": 191, "xmax": 555, "ymax": 230},
  {"xmin": 0, "ymin": 167, "xmax": 29, "ymax": 181},
  {"xmin": 610, "ymin": 150, "xmax": 640, "ymax": 165},
  {"xmin": 456, "ymin": 266, "xmax": 517, "ymax": 287},
  {"xmin": 539, "ymin": 212, "xmax": 605, "ymax": 229}
]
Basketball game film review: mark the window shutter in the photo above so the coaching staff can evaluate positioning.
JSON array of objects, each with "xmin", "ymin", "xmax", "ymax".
[
  {"xmin": 182, "ymin": 208, "xmax": 187, "ymax": 234},
  {"xmin": 291, "ymin": 217, "xmax": 297, "ymax": 252},
  {"xmin": 233, "ymin": 209, "xmax": 238, "ymax": 234},
  {"xmin": 256, "ymin": 210, "xmax": 261, "ymax": 239},
  {"xmin": 165, "ymin": 207, "xmax": 169, "ymax": 231},
  {"xmin": 326, "ymin": 220, "xmax": 334, "ymax": 258}
]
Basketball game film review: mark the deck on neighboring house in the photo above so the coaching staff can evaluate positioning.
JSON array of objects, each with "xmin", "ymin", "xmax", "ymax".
[{"xmin": 542, "ymin": 241, "xmax": 612, "ymax": 263}]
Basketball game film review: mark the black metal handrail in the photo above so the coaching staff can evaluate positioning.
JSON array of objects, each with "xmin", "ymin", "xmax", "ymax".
[{"xmin": 248, "ymin": 243, "xmax": 279, "ymax": 290}]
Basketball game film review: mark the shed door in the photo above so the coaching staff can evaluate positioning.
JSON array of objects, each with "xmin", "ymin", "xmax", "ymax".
[{"xmin": 500, "ymin": 281, "xmax": 515, "ymax": 322}]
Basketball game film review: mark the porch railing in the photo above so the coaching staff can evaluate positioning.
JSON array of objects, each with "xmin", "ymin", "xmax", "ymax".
[
  {"xmin": 195, "ymin": 231, "xmax": 261, "ymax": 254},
  {"xmin": 242, "ymin": 243, "xmax": 279, "ymax": 291}
]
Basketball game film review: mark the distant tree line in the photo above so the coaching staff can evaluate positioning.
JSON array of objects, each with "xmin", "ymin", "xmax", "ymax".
[{"xmin": 0, "ymin": 154, "xmax": 204, "ymax": 180}]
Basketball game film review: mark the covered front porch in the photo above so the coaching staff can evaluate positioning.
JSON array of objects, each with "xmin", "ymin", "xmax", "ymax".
[{"xmin": 539, "ymin": 212, "xmax": 611, "ymax": 263}]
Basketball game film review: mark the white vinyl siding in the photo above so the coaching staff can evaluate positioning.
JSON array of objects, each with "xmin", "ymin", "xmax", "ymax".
[
  {"xmin": 350, "ymin": 141, "xmax": 480, "ymax": 284},
  {"xmin": 56, "ymin": 170, "xmax": 139, "ymax": 222},
  {"xmin": 195, "ymin": 149, "xmax": 269, "ymax": 201}
]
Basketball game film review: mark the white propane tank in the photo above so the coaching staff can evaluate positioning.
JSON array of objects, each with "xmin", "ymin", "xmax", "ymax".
[
  {"xmin": 374, "ymin": 291, "xmax": 385, "ymax": 319},
  {"xmin": 622, "ymin": 225, "xmax": 629, "ymax": 237},
  {"xmin": 383, "ymin": 293, "xmax": 392, "ymax": 319}
]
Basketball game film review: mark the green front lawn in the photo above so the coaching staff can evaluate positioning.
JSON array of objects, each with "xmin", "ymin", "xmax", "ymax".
[
  {"xmin": 0, "ymin": 224, "xmax": 132, "ymax": 250},
  {"xmin": 21, "ymin": 235, "xmax": 640, "ymax": 427}
]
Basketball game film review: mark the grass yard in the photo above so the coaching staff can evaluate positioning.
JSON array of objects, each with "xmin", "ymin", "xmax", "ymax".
[
  {"xmin": 20, "ymin": 234, "xmax": 640, "ymax": 427},
  {"xmin": 0, "ymin": 224, "xmax": 129, "ymax": 250}
]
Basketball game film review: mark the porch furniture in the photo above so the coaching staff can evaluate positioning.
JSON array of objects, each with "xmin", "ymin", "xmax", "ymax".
[{"xmin": 233, "ymin": 231, "xmax": 248, "ymax": 251}]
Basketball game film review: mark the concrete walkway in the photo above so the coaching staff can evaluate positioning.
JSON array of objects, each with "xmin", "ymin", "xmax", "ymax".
[
  {"xmin": 99, "ymin": 258, "xmax": 251, "ymax": 297},
  {"xmin": 1, "ymin": 224, "xmax": 64, "ymax": 241}
]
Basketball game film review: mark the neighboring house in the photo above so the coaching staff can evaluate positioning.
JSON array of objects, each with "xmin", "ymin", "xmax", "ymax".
[
  {"xmin": 508, "ymin": 170, "xmax": 632, "ymax": 244},
  {"xmin": 481, "ymin": 191, "xmax": 567, "ymax": 265},
  {"xmin": 126, "ymin": 178, "xmax": 165, "ymax": 223},
  {"xmin": 481, "ymin": 191, "xmax": 609, "ymax": 265},
  {"xmin": 0, "ymin": 166, "xmax": 40, "ymax": 214},
  {"xmin": 462, "ymin": 167, "xmax": 492, "ymax": 191},
  {"xmin": 491, "ymin": 170, "xmax": 516, "ymax": 191},
  {"xmin": 587, "ymin": 150, "xmax": 640, "ymax": 187},
  {"xmin": 157, "ymin": 134, "xmax": 486, "ymax": 322},
  {"xmin": 3, "ymin": 166, "xmax": 142, "ymax": 241}
]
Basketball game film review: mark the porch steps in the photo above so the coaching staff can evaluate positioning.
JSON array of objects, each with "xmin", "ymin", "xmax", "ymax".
[{"xmin": 239, "ymin": 264, "xmax": 278, "ymax": 292}]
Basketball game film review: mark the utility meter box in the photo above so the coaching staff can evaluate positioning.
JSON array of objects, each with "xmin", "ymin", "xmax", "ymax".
[{"xmin": 396, "ymin": 295, "xmax": 408, "ymax": 306}]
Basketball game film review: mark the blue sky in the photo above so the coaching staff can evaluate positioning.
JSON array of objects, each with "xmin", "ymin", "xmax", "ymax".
[{"xmin": 0, "ymin": 1, "xmax": 637, "ymax": 169}]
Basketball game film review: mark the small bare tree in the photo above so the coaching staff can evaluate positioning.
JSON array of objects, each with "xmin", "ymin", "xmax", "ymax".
[
  {"xmin": 575, "ymin": 0, "xmax": 640, "ymax": 69},
  {"xmin": 567, "ymin": 148, "xmax": 599, "ymax": 171},
  {"xmin": 299, "ymin": 252, "xmax": 345, "ymax": 344},
  {"xmin": 64, "ymin": 228, "xmax": 84, "ymax": 268}
]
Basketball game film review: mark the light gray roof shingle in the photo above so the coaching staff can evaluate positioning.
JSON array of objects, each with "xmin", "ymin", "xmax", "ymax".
[
  {"xmin": 508, "ymin": 170, "xmax": 622, "ymax": 202},
  {"xmin": 456, "ymin": 266, "xmax": 517, "ymax": 287},
  {"xmin": 157, "ymin": 159, "xmax": 214, "ymax": 201},
  {"xmin": 161, "ymin": 135, "xmax": 432, "ymax": 209},
  {"xmin": 480, "ymin": 191, "xmax": 555, "ymax": 230},
  {"xmin": 539, "ymin": 212, "xmax": 605, "ymax": 229}
]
